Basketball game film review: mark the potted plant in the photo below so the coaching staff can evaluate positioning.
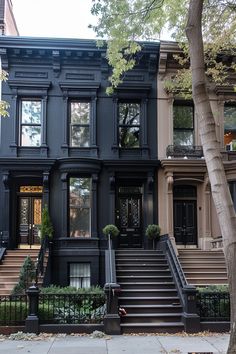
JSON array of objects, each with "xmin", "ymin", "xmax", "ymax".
[
  {"xmin": 39, "ymin": 205, "xmax": 54, "ymax": 243},
  {"xmin": 145, "ymin": 224, "xmax": 161, "ymax": 249}
]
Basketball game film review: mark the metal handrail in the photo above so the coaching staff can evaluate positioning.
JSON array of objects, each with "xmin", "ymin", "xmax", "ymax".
[{"xmin": 35, "ymin": 235, "xmax": 49, "ymax": 284}]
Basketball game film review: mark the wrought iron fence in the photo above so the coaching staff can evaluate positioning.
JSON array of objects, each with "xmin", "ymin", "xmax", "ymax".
[
  {"xmin": 197, "ymin": 292, "xmax": 230, "ymax": 321},
  {"xmin": 38, "ymin": 293, "xmax": 106, "ymax": 324},
  {"xmin": 0, "ymin": 295, "xmax": 28, "ymax": 325}
]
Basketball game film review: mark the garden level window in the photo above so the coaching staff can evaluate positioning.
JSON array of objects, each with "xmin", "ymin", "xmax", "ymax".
[
  {"xmin": 69, "ymin": 263, "xmax": 91, "ymax": 289},
  {"xmin": 70, "ymin": 101, "xmax": 90, "ymax": 147},
  {"xmin": 224, "ymin": 105, "xmax": 236, "ymax": 151},
  {"xmin": 173, "ymin": 104, "xmax": 194, "ymax": 146},
  {"xmin": 69, "ymin": 177, "xmax": 91, "ymax": 237},
  {"xmin": 118, "ymin": 102, "xmax": 140, "ymax": 148},
  {"xmin": 20, "ymin": 100, "xmax": 42, "ymax": 146}
]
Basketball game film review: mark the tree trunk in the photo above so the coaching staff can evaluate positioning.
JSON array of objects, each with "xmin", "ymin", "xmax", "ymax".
[{"xmin": 186, "ymin": 0, "xmax": 236, "ymax": 352}]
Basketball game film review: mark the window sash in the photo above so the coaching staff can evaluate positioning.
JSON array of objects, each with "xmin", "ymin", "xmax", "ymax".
[
  {"xmin": 70, "ymin": 101, "xmax": 91, "ymax": 147},
  {"xmin": 69, "ymin": 263, "xmax": 91, "ymax": 289},
  {"xmin": 20, "ymin": 100, "xmax": 42, "ymax": 147},
  {"xmin": 118, "ymin": 102, "xmax": 141, "ymax": 148}
]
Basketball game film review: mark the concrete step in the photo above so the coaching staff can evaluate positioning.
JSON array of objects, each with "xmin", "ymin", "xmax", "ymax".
[
  {"xmin": 116, "ymin": 269, "xmax": 170, "ymax": 276},
  {"xmin": 119, "ymin": 282, "xmax": 176, "ymax": 290},
  {"xmin": 121, "ymin": 289, "xmax": 178, "ymax": 297},
  {"xmin": 119, "ymin": 296, "xmax": 181, "ymax": 306}
]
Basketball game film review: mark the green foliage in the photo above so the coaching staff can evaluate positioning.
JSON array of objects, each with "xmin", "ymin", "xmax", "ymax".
[
  {"xmin": 11, "ymin": 256, "xmax": 36, "ymax": 295},
  {"xmin": 145, "ymin": 224, "xmax": 161, "ymax": 239},
  {"xmin": 0, "ymin": 69, "xmax": 9, "ymax": 117},
  {"xmin": 197, "ymin": 284, "xmax": 229, "ymax": 293},
  {"xmin": 39, "ymin": 206, "xmax": 53, "ymax": 240},
  {"xmin": 0, "ymin": 302, "xmax": 28, "ymax": 324},
  {"xmin": 90, "ymin": 0, "xmax": 236, "ymax": 94},
  {"xmin": 102, "ymin": 224, "xmax": 120, "ymax": 238},
  {"xmin": 40, "ymin": 285, "xmax": 104, "ymax": 295}
]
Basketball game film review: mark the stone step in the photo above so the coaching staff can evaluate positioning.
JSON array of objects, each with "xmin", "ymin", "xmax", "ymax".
[
  {"xmin": 121, "ymin": 289, "xmax": 178, "ymax": 297},
  {"xmin": 122, "ymin": 304, "xmax": 183, "ymax": 314},
  {"xmin": 117, "ymin": 275, "xmax": 173, "ymax": 282},
  {"xmin": 119, "ymin": 296, "xmax": 181, "ymax": 306},
  {"xmin": 119, "ymin": 282, "xmax": 176, "ymax": 289},
  {"xmin": 116, "ymin": 269, "xmax": 170, "ymax": 276},
  {"xmin": 120, "ymin": 322, "xmax": 184, "ymax": 334},
  {"xmin": 184, "ymin": 271, "xmax": 227, "ymax": 278},
  {"xmin": 122, "ymin": 313, "xmax": 182, "ymax": 324},
  {"xmin": 116, "ymin": 264, "xmax": 169, "ymax": 270}
]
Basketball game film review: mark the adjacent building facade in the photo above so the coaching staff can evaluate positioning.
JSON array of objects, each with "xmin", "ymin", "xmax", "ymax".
[
  {"xmin": 157, "ymin": 41, "xmax": 236, "ymax": 251},
  {"xmin": 0, "ymin": 36, "xmax": 159, "ymax": 287}
]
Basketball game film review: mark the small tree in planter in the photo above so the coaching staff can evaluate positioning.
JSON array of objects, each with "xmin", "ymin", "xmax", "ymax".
[
  {"xmin": 102, "ymin": 224, "xmax": 120, "ymax": 249},
  {"xmin": 39, "ymin": 206, "xmax": 54, "ymax": 243},
  {"xmin": 145, "ymin": 224, "xmax": 161, "ymax": 249}
]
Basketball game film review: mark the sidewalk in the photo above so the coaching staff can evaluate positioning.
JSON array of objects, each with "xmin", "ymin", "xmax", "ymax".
[{"xmin": 0, "ymin": 332, "xmax": 230, "ymax": 354}]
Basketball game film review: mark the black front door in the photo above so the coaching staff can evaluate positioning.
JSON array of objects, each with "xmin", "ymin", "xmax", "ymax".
[
  {"xmin": 116, "ymin": 194, "xmax": 142, "ymax": 248},
  {"xmin": 174, "ymin": 200, "xmax": 197, "ymax": 245},
  {"xmin": 18, "ymin": 196, "xmax": 42, "ymax": 245}
]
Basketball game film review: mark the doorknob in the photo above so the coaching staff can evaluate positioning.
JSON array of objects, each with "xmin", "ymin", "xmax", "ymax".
[{"xmin": 29, "ymin": 224, "xmax": 31, "ymax": 230}]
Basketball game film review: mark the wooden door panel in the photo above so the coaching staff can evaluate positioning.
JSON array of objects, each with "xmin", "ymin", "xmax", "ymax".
[{"xmin": 174, "ymin": 200, "xmax": 197, "ymax": 245}]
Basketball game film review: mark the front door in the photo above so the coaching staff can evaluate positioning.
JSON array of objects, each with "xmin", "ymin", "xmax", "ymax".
[
  {"xmin": 174, "ymin": 200, "xmax": 197, "ymax": 245},
  {"xmin": 116, "ymin": 193, "xmax": 142, "ymax": 248},
  {"xmin": 18, "ymin": 196, "xmax": 42, "ymax": 245}
]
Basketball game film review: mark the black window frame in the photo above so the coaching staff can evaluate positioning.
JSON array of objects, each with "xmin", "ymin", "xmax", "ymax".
[
  {"xmin": 173, "ymin": 101, "xmax": 194, "ymax": 146},
  {"xmin": 19, "ymin": 98, "xmax": 42, "ymax": 147},
  {"xmin": 118, "ymin": 100, "xmax": 141, "ymax": 148},
  {"xmin": 69, "ymin": 100, "xmax": 91, "ymax": 148}
]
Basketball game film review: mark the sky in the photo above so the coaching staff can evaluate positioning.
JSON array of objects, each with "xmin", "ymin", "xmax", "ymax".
[
  {"xmin": 11, "ymin": 0, "xmax": 98, "ymax": 39},
  {"xmin": 11, "ymin": 0, "xmax": 171, "ymax": 41}
]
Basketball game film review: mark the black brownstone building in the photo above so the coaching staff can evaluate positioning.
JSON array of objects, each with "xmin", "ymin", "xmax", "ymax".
[{"xmin": 0, "ymin": 36, "xmax": 159, "ymax": 287}]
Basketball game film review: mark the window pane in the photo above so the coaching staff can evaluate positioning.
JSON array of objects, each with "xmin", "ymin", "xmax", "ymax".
[
  {"xmin": 224, "ymin": 106, "xmax": 236, "ymax": 148},
  {"xmin": 71, "ymin": 126, "xmax": 90, "ymax": 147},
  {"xmin": 21, "ymin": 101, "xmax": 41, "ymax": 124},
  {"xmin": 70, "ymin": 178, "xmax": 91, "ymax": 237},
  {"xmin": 71, "ymin": 102, "xmax": 90, "ymax": 124},
  {"xmin": 119, "ymin": 127, "xmax": 140, "ymax": 148},
  {"xmin": 118, "ymin": 103, "xmax": 140, "ymax": 125},
  {"xmin": 173, "ymin": 105, "xmax": 193, "ymax": 129},
  {"xmin": 21, "ymin": 126, "xmax": 41, "ymax": 146},
  {"xmin": 173, "ymin": 130, "xmax": 193, "ymax": 146},
  {"xmin": 70, "ymin": 263, "xmax": 91, "ymax": 289}
]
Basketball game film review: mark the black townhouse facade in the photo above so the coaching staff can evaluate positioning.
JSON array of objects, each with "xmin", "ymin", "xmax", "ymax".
[{"xmin": 0, "ymin": 37, "xmax": 159, "ymax": 288}]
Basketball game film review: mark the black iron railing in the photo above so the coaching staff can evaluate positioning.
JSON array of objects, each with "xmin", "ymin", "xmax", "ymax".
[
  {"xmin": 35, "ymin": 235, "xmax": 50, "ymax": 284},
  {"xmin": 197, "ymin": 292, "xmax": 230, "ymax": 322},
  {"xmin": 0, "ymin": 295, "xmax": 28, "ymax": 325},
  {"xmin": 166, "ymin": 145, "xmax": 204, "ymax": 158},
  {"xmin": 38, "ymin": 293, "xmax": 105, "ymax": 324}
]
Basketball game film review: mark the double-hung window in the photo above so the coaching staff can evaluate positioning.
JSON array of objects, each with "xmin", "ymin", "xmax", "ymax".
[
  {"xmin": 70, "ymin": 101, "xmax": 90, "ymax": 147},
  {"xmin": 69, "ymin": 263, "xmax": 91, "ymax": 289},
  {"xmin": 224, "ymin": 105, "xmax": 236, "ymax": 151},
  {"xmin": 173, "ymin": 104, "xmax": 194, "ymax": 146},
  {"xmin": 20, "ymin": 100, "xmax": 42, "ymax": 147},
  {"xmin": 69, "ymin": 177, "xmax": 91, "ymax": 237},
  {"xmin": 118, "ymin": 102, "xmax": 141, "ymax": 148}
]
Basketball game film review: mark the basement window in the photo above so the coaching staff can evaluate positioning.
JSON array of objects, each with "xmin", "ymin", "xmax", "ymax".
[{"xmin": 69, "ymin": 263, "xmax": 91, "ymax": 289}]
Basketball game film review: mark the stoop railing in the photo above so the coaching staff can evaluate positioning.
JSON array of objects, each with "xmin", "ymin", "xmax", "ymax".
[
  {"xmin": 103, "ymin": 233, "xmax": 121, "ymax": 334},
  {"xmin": 159, "ymin": 235, "xmax": 200, "ymax": 332}
]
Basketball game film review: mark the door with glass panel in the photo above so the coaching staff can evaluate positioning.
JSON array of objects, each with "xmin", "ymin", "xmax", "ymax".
[
  {"xmin": 18, "ymin": 192, "xmax": 42, "ymax": 245},
  {"xmin": 116, "ymin": 186, "xmax": 142, "ymax": 248}
]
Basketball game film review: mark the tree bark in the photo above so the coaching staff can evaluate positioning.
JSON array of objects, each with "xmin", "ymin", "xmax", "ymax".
[{"xmin": 186, "ymin": 1, "xmax": 236, "ymax": 352}]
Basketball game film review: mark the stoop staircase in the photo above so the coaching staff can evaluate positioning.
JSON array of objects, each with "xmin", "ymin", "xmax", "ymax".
[
  {"xmin": 0, "ymin": 249, "xmax": 40, "ymax": 296},
  {"xmin": 116, "ymin": 249, "xmax": 184, "ymax": 333},
  {"xmin": 178, "ymin": 249, "xmax": 228, "ymax": 287}
]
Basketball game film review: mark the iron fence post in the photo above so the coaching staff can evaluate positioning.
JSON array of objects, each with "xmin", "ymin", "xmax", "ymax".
[
  {"xmin": 25, "ymin": 285, "xmax": 40, "ymax": 334},
  {"xmin": 182, "ymin": 285, "xmax": 201, "ymax": 332},
  {"xmin": 103, "ymin": 283, "xmax": 121, "ymax": 334}
]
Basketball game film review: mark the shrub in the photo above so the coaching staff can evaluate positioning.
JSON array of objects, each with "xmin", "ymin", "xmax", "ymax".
[
  {"xmin": 145, "ymin": 224, "xmax": 161, "ymax": 239},
  {"xmin": 0, "ymin": 301, "xmax": 28, "ymax": 325},
  {"xmin": 11, "ymin": 256, "xmax": 36, "ymax": 295},
  {"xmin": 102, "ymin": 224, "xmax": 119, "ymax": 238},
  {"xmin": 39, "ymin": 206, "xmax": 53, "ymax": 241}
]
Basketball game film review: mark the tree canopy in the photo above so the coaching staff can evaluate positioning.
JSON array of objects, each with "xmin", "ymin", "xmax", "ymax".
[{"xmin": 90, "ymin": 0, "xmax": 236, "ymax": 94}]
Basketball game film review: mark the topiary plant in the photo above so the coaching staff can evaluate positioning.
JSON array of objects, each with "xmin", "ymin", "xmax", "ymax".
[
  {"xmin": 145, "ymin": 224, "xmax": 161, "ymax": 239},
  {"xmin": 102, "ymin": 224, "xmax": 120, "ymax": 238},
  {"xmin": 11, "ymin": 255, "xmax": 36, "ymax": 295}
]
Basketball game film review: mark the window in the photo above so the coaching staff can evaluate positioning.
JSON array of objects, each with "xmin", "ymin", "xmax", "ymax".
[
  {"xmin": 224, "ymin": 105, "xmax": 236, "ymax": 151},
  {"xmin": 118, "ymin": 102, "xmax": 140, "ymax": 148},
  {"xmin": 173, "ymin": 104, "xmax": 194, "ymax": 146},
  {"xmin": 20, "ymin": 100, "xmax": 42, "ymax": 146},
  {"xmin": 70, "ymin": 101, "xmax": 90, "ymax": 147},
  {"xmin": 69, "ymin": 177, "xmax": 91, "ymax": 237},
  {"xmin": 69, "ymin": 263, "xmax": 91, "ymax": 288}
]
